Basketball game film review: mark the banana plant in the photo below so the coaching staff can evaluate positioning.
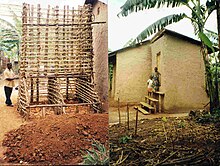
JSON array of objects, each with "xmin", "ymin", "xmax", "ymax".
[
  {"xmin": 118, "ymin": 0, "xmax": 216, "ymax": 44},
  {"xmin": 0, "ymin": 6, "xmax": 21, "ymax": 60}
]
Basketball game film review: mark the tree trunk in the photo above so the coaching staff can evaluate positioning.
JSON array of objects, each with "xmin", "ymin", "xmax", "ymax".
[
  {"xmin": 215, "ymin": 0, "xmax": 220, "ymax": 111},
  {"xmin": 217, "ymin": 0, "xmax": 220, "ymax": 60},
  {"xmin": 201, "ymin": 43, "xmax": 219, "ymax": 113}
]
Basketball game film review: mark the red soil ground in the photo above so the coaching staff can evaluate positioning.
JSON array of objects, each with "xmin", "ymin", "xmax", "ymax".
[
  {"xmin": 0, "ymin": 80, "xmax": 108, "ymax": 165},
  {"xmin": 2, "ymin": 113, "xmax": 108, "ymax": 165}
]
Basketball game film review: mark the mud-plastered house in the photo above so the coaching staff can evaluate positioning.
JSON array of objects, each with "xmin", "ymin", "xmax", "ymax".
[
  {"xmin": 109, "ymin": 29, "xmax": 209, "ymax": 112},
  {"xmin": 86, "ymin": 0, "xmax": 108, "ymax": 111}
]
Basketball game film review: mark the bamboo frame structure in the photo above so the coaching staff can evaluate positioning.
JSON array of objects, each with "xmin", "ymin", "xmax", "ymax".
[{"xmin": 17, "ymin": 3, "xmax": 101, "ymax": 117}]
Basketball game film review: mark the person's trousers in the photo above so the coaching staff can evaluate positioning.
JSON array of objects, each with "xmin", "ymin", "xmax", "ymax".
[{"xmin": 4, "ymin": 86, "xmax": 13, "ymax": 105}]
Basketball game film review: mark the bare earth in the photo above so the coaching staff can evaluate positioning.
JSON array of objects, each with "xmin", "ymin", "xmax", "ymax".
[
  {"xmin": 0, "ymin": 79, "xmax": 109, "ymax": 165},
  {"xmin": 0, "ymin": 80, "xmax": 195, "ymax": 164},
  {"xmin": 0, "ymin": 80, "xmax": 24, "ymax": 162},
  {"xmin": 109, "ymin": 105, "xmax": 188, "ymax": 125}
]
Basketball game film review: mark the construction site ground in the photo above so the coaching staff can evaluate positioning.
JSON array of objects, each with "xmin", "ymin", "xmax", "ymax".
[
  {"xmin": 108, "ymin": 98, "xmax": 188, "ymax": 125},
  {"xmin": 109, "ymin": 100, "xmax": 220, "ymax": 165},
  {"xmin": 0, "ymin": 80, "xmax": 108, "ymax": 165}
]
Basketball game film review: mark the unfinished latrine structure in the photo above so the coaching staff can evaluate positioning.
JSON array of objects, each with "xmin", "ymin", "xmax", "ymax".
[{"xmin": 18, "ymin": 3, "xmax": 102, "ymax": 116}]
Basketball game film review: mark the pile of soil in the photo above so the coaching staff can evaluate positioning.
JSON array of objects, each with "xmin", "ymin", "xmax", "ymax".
[
  {"xmin": 110, "ymin": 116, "xmax": 220, "ymax": 165},
  {"xmin": 2, "ymin": 113, "xmax": 108, "ymax": 165}
]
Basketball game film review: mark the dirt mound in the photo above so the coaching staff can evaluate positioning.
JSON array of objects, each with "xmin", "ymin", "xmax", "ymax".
[
  {"xmin": 2, "ymin": 113, "xmax": 108, "ymax": 165},
  {"xmin": 110, "ymin": 117, "xmax": 220, "ymax": 165}
]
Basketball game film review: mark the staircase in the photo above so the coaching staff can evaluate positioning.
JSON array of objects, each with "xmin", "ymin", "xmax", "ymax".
[{"xmin": 134, "ymin": 91, "xmax": 165, "ymax": 114}]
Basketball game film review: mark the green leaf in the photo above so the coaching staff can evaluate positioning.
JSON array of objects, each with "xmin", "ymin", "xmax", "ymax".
[
  {"xmin": 162, "ymin": 117, "xmax": 168, "ymax": 122},
  {"xmin": 2, "ymin": 39, "xmax": 19, "ymax": 43},
  {"xmin": 206, "ymin": 0, "xmax": 216, "ymax": 15},
  {"xmin": 81, "ymin": 140, "xmax": 109, "ymax": 165},
  {"xmin": 131, "ymin": 13, "xmax": 186, "ymax": 45},
  {"xmin": 198, "ymin": 32, "xmax": 215, "ymax": 53},
  {"xmin": 118, "ymin": 0, "xmax": 186, "ymax": 17},
  {"xmin": 119, "ymin": 135, "xmax": 132, "ymax": 144},
  {"xmin": 204, "ymin": 29, "xmax": 218, "ymax": 47},
  {"xmin": 84, "ymin": 151, "xmax": 96, "ymax": 164}
]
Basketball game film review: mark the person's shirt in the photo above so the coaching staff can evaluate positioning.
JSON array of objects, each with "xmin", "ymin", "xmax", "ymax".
[
  {"xmin": 3, "ymin": 68, "xmax": 15, "ymax": 88},
  {"xmin": 152, "ymin": 71, "xmax": 160, "ymax": 79},
  {"xmin": 147, "ymin": 79, "xmax": 153, "ymax": 88},
  {"xmin": 151, "ymin": 71, "xmax": 161, "ymax": 86}
]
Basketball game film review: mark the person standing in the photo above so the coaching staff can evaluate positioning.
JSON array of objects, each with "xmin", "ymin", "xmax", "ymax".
[
  {"xmin": 3, "ymin": 62, "xmax": 16, "ymax": 107},
  {"xmin": 147, "ymin": 75, "xmax": 153, "ymax": 92},
  {"xmin": 151, "ymin": 67, "xmax": 161, "ymax": 91}
]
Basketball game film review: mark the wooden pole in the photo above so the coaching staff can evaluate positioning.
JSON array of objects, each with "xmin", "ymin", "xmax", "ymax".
[
  {"xmin": 127, "ymin": 103, "xmax": 129, "ymax": 130},
  {"xmin": 118, "ymin": 98, "xmax": 121, "ymax": 125},
  {"xmin": 36, "ymin": 4, "xmax": 41, "ymax": 104},
  {"xmin": 66, "ymin": 77, "xmax": 69, "ymax": 100},
  {"xmin": 18, "ymin": 4, "xmax": 100, "ymax": 117},
  {"xmin": 30, "ymin": 78, "xmax": 33, "ymax": 103},
  {"xmin": 161, "ymin": 94, "xmax": 165, "ymax": 113},
  {"xmin": 41, "ymin": 107, "xmax": 46, "ymax": 117},
  {"xmin": 62, "ymin": 106, "xmax": 66, "ymax": 114},
  {"xmin": 71, "ymin": 7, "xmax": 75, "ymax": 73},
  {"xmin": 44, "ymin": 5, "xmax": 50, "ymax": 76},
  {"xmin": 19, "ymin": 3, "xmax": 28, "ymax": 114},
  {"xmin": 134, "ymin": 109, "xmax": 138, "ymax": 136},
  {"xmin": 36, "ymin": 78, "xmax": 39, "ymax": 103},
  {"xmin": 62, "ymin": 5, "xmax": 66, "ymax": 76},
  {"xmin": 55, "ymin": 5, "xmax": 59, "ymax": 75},
  {"xmin": 76, "ymin": 105, "xmax": 79, "ymax": 113}
]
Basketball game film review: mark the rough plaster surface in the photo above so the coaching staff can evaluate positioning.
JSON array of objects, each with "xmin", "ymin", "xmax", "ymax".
[
  {"xmin": 151, "ymin": 34, "xmax": 208, "ymax": 110},
  {"xmin": 114, "ymin": 44, "xmax": 152, "ymax": 102},
  {"xmin": 110, "ymin": 34, "xmax": 208, "ymax": 111},
  {"xmin": 92, "ymin": 1, "xmax": 108, "ymax": 111}
]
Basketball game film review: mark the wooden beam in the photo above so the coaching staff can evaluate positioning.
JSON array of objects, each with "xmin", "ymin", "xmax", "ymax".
[{"xmin": 27, "ymin": 102, "xmax": 100, "ymax": 108}]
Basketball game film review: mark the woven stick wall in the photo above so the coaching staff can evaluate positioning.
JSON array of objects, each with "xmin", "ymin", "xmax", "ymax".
[{"xmin": 17, "ymin": 3, "xmax": 101, "ymax": 116}]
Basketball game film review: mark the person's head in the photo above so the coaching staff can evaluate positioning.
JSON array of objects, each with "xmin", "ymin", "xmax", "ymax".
[
  {"xmin": 150, "ymin": 75, "xmax": 153, "ymax": 79},
  {"xmin": 7, "ymin": 62, "xmax": 12, "ymax": 70},
  {"xmin": 154, "ymin": 67, "xmax": 158, "ymax": 72}
]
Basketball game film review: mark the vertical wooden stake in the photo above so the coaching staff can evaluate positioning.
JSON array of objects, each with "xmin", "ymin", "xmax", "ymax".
[
  {"xmin": 25, "ymin": 107, "xmax": 30, "ymax": 121},
  {"xmin": 89, "ymin": 105, "xmax": 91, "ymax": 113},
  {"xmin": 118, "ymin": 98, "xmax": 121, "ymax": 125},
  {"xmin": 42, "ymin": 107, "xmax": 45, "ymax": 118},
  {"xmin": 30, "ymin": 78, "xmax": 33, "ymax": 103},
  {"xmin": 62, "ymin": 106, "xmax": 66, "ymax": 114},
  {"xmin": 87, "ymin": 104, "xmax": 89, "ymax": 113},
  {"xmin": 36, "ymin": 78, "xmax": 39, "ymax": 103},
  {"xmin": 36, "ymin": 4, "xmax": 41, "ymax": 104},
  {"xmin": 161, "ymin": 94, "xmax": 165, "ymax": 113},
  {"xmin": 66, "ymin": 77, "xmax": 69, "ymax": 100},
  {"xmin": 76, "ymin": 105, "xmax": 79, "ymax": 113},
  {"xmin": 127, "ymin": 103, "xmax": 129, "ymax": 130},
  {"xmin": 134, "ymin": 109, "xmax": 138, "ymax": 136}
]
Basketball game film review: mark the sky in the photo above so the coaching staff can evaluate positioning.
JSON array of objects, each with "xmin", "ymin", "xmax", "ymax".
[
  {"xmin": 2, "ymin": 0, "xmax": 107, "ymax": 7},
  {"xmin": 2, "ymin": 0, "xmax": 85, "ymax": 8},
  {"xmin": 0, "ymin": 0, "xmax": 85, "ymax": 26},
  {"xmin": 0, "ymin": 0, "xmax": 107, "ymax": 25},
  {"xmin": 108, "ymin": 0, "xmax": 217, "ymax": 51}
]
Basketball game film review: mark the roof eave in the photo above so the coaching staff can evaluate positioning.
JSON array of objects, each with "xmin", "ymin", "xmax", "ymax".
[{"xmin": 108, "ymin": 40, "xmax": 150, "ymax": 58}]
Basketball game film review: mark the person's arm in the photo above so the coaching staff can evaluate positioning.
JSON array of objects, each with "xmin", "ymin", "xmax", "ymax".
[
  {"xmin": 159, "ymin": 73, "xmax": 161, "ymax": 86},
  {"xmin": 6, "ymin": 78, "xmax": 14, "ymax": 81},
  {"xmin": 12, "ymin": 70, "xmax": 19, "ymax": 79}
]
